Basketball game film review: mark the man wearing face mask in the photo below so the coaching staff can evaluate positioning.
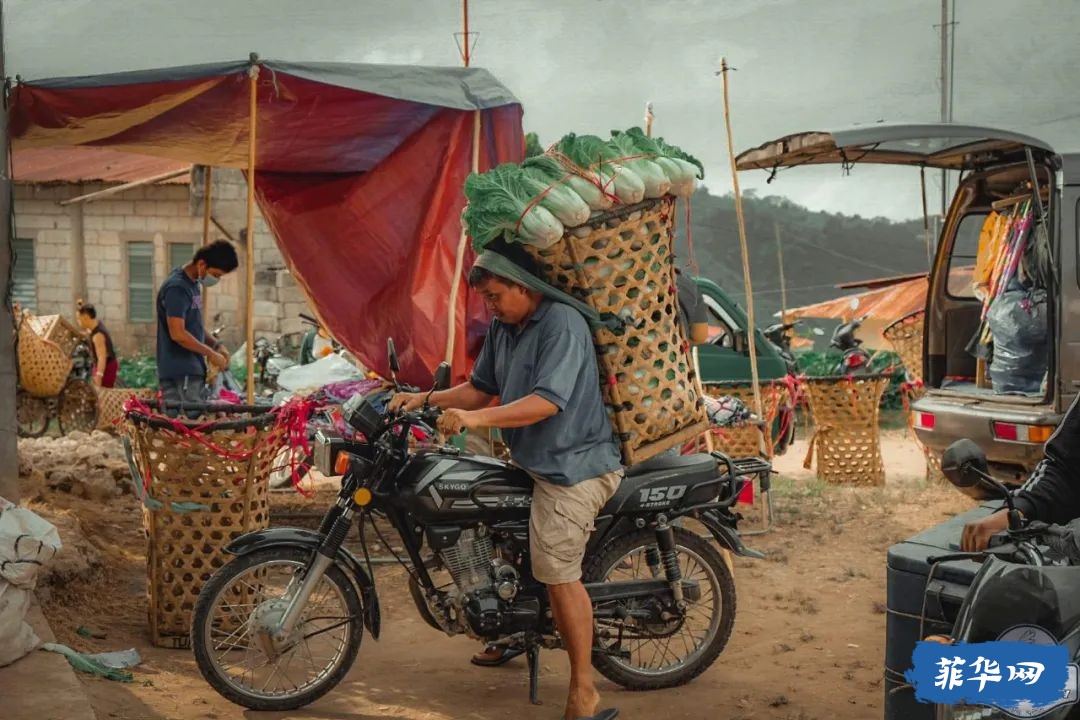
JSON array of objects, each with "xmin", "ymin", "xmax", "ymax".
[{"xmin": 156, "ymin": 240, "xmax": 239, "ymax": 414}]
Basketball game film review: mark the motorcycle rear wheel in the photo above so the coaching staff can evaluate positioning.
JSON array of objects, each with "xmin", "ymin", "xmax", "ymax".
[
  {"xmin": 191, "ymin": 546, "xmax": 363, "ymax": 711},
  {"xmin": 584, "ymin": 527, "xmax": 736, "ymax": 690}
]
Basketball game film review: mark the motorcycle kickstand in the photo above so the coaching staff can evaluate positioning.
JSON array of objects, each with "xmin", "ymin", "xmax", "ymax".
[{"xmin": 527, "ymin": 642, "xmax": 541, "ymax": 706}]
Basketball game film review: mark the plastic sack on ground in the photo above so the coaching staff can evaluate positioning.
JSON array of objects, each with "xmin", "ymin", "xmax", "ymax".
[
  {"xmin": 0, "ymin": 497, "xmax": 62, "ymax": 666},
  {"xmin": 277, "ymin": 353, "xmax": 362, "ymax": 393},
  {"xmin": 987, "ymin": 289, "xmax": 1049, "ymax": 394}
]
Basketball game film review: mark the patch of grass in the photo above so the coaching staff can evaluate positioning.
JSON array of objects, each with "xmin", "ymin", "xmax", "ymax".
[{"xmin": 769, "ymin": 695, "xmax": 790, "ymax": 708}]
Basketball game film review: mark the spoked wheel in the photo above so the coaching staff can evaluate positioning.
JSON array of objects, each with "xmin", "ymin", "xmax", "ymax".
[
  {"xmin": 57, "ymin": 379, "xmax": 98, "ymax": 434},
  {"xmin": 16, "ymin": 390, "xmax": 50, "ymax": 438},
  {"xmin": 191, "ymin": 546, "xmax": 363, "ymax": 711},
  {"xmin": 584, "ymin": 527, "xmax": 736, "ymax": 690}
]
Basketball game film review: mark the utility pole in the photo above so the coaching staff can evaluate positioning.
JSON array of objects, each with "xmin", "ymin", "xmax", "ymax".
[
  {"xmin": 0, "ymin": 0, "xmax": 18, "ymax": 504},
  {"xmin": 938, "ymin": 0, "xmax": 955, "ymax": 219}
]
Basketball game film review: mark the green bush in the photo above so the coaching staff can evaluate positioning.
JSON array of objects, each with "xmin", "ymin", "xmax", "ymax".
[
  {"xmin": 118, "ymin": 356, "xmax": 157, "ymax": 389},
  {"xmin": 794, "ymin": 349, "xmax": 905, "ymax": 411}
]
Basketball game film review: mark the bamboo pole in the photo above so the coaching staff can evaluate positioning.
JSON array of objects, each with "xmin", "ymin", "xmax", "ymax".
[
  {"xmin": 718, "ymin": 59, "xmax": 764, "ymax": 427},
  {"xmin": 444, "ymin": 0, "xmax": 480, "ymax": 367},
  {"xmin": 719, "ymin": 59, "xmax": 769, "ymax": 530},
  {"xmin": 201, "ymin": 166, "xmax": 214, "ymax": 246},
  {"xmin": 775, "ymin": 220, "xmax": 787, "ymax": 320},
  {"xmin": 201, "ymin": 166, "xmax": 214, "ymax": 320},
  {"xmin": 245, "ymin": 62, "xmax": 260, "ymax": 404},
  {"xmin": 59, "ymin": 168, "xmax": 191, "ymax": 206}
]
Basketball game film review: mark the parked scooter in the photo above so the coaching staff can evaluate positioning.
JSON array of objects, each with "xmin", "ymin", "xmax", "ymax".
[
  {"xmin": 929, "ymin": 439, "xmax": 1080, "ymax": 719},
  {"xmin": 763, "ymin": 320, "xmax": 800, "ymax": 375},
  {"xmin": 830, "ymin": 314, "xmax": 872, "ymax": 375}
]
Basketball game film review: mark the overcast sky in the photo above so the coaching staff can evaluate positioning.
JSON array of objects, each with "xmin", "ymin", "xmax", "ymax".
[{"xmin": 7, "ymin": 0, "xmax": 1079, "ymax": 220}]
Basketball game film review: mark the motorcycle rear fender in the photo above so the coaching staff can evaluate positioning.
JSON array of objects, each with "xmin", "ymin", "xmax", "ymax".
[
  {"xmin": 697, "ymin": 509, "xmax": 766, "ymax": 560},
  {"xmin": 225, "ymin": 527, "xmax": 381, "ymax": 640}
]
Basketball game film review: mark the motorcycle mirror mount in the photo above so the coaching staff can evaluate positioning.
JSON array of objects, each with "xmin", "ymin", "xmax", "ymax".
[
  {"xmin": 386, "ymin": 337, "xmax": 402, "ymax": 392},
  {"xmin": 942, "ymin": 439, "xmax": 1023, "ymax": 531},
  {"xmin": 424, "ymin": 362, "xmax": 452, "ymax": 408}
]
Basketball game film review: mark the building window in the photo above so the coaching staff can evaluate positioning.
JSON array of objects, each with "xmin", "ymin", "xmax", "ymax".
[
  {"xmin": 127, "ymin": 242, "xmax": 155, "ymax": 322},
  {"xmin": 11, "ymin": 238, "xmax": 36, "ymax": 311},
  {"xmin": 169, "ymin": 242, "xmax": 195, "ymax": 271}
]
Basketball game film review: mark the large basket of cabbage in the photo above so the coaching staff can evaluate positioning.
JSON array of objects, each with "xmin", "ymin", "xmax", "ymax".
[{"xmin": 462, "ymin": 129, "xmax": 709, "ymax": 465}]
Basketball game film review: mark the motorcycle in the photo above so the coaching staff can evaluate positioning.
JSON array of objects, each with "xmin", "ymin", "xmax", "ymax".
[
  {"xmin": 929, "ymin": 439, "xmax": 1080, "ymax": 719},
  {"xmin": 763, "ymin": 320, "xmax": 800, "ymax": 376},
  {"xmin": 830, "ymin": 314, "xmax": 872, "ymax": 375},
  {"xmin": 191, "ymin": 338, "xmax": 766, "ymax": 711}
]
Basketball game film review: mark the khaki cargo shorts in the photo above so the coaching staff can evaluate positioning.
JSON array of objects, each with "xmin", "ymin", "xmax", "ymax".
[{"xmin": 529, "ymin": 470, "xmax": 623, "ymax": 586}]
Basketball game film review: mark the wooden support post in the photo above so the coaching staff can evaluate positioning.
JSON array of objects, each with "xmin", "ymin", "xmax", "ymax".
[
  {"xmin": 244, "ymin": 62, "xmax": 260, "ymax": 404},
  {"xmin": 201, "ymin": 166, "xmax": 214, "ymax": 320}
]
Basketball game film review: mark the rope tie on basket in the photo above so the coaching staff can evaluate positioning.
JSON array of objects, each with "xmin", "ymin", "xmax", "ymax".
[
  {"xmin": 473, "ymin": 251, "xmax": 624, "ymax": 333},
  {"xmin": 802, "ymin": 424, "xmax": 833, "ymax": 470},
  {"xmin": 122, "ymin": 395, "xmax": 322, "ymax": 498},
  {"xmin": 685, "ymin": 198, "xmax": 699, "ymax": 276},
  {"xmin": 513, "ymin": 149, "xmax": 664, "ymax": 232}
]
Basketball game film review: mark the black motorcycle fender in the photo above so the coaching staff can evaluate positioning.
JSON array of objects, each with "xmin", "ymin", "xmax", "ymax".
[
  {"xmin": 697, "ymin": 510, "xmax": 766, "ymax": 560},
  {"xmin": 225, "ymin": 528, "xmax": 381, "ymax": 640}
]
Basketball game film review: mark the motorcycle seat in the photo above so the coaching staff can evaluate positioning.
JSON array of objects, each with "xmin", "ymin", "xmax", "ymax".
[
  {"xmin": 626, "ymin": 452, "xmax": 716, "ymax": 479},
  {"xmin": 601, "ymin": 453, "xmax": 719, "ymax": 515}
]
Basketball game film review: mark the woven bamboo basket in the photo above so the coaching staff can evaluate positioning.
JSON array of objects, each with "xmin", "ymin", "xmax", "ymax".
[
  {"xmin": 526, "ymin": 196, "xmax": 709, "ymax": 465},
  {"xmin": 17, "ymin": 317, "xmax": 73, "ymax": 397},
  {"xmin": 882, "ymin": 310, "xmax": 925, "ymax": 384},
  {"xmin": 801, "ymin": 374, "xmax": 889, "ymax": 486},
  {"xmin": 125, "ymin": 404, "xmax": 283, "ymax": 648},
  {"xmin": 97, "ymin": 387, "xmax": 156, "ymax": 432},
  {"xmin": 701, "ymin": 380, "xmax": 791, "ymax": 458}
]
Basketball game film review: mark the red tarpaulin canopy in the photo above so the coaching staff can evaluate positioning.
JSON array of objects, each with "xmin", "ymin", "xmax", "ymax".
[{"xmin": 9, "ymin": 59, "xmax": 524, "ymax": 385}]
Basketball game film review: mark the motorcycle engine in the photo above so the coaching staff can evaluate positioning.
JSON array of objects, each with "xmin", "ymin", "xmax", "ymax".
[{"xmin": 437, "ymin": 528, "xmax": 535, "ymax": 639}]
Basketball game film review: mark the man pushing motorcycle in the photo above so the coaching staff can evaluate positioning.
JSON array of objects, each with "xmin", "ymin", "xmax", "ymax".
[
  {"xmin": 961, "ymin": 395, "xmax": 1080, "ymax": 552},
  {"xmin": 391, "ymin": 240, "xmax": 623, "ymax": 720}
]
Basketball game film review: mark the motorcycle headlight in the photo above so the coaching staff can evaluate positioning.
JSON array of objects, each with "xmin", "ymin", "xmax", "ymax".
[
  {"xmin": 936, "ymin": 704, "xmax": 1008, "ymax": 720},
  {"xmin": 313, "ymin": 431, "xmax": 343, "ymax": 476}
]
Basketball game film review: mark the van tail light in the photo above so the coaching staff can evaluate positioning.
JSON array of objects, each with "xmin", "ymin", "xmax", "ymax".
[
  {"xmin": 913, "ymin": 412, "xmax": 936, "ymax": 430},
  {"xmin": 993, "ymin": 422, "xmax": 1055, "ymax": 443}
]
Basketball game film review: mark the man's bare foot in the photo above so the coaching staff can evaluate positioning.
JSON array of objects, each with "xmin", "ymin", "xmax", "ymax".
[{"xmin": 564, "ymin": 684, "xmax": 600, "ymax": 720}]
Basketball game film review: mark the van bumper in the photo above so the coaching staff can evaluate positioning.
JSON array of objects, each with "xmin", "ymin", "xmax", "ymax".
[{"xmin": 911, "ymin": 393, "xmax": 1060, "ymax": 482}]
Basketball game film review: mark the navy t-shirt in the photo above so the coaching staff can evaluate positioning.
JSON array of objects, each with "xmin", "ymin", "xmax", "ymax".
[
  {"xmin": 470, "ymin": 300, "xmax": 623, "ymax": 486},
  {"xmin": 156, "ymin": 268, "xmax": 206, "ymax": 380}
]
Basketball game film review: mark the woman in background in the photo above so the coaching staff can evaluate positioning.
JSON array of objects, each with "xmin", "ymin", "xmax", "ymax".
[{"xmin": 76, "ymin": 303, "xmax": 119, "ymax": 388}]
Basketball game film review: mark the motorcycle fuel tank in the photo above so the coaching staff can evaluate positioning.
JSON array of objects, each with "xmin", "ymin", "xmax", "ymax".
[{"xmin": 394, "ymin": 449, "xmax": 534, "ymax": 523}]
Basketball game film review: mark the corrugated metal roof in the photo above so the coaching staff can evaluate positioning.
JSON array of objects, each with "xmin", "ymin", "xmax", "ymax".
[
  {"xmin": 786, "ymin": 276, "xmax": 928, "ymax": 323},
  {"xmin": 835, "ymin": 271, "xmax": 929, "ymax": 291},
  {"xmin": 12, "ymin": 146, "xmax": 190, "ymax": 184}
]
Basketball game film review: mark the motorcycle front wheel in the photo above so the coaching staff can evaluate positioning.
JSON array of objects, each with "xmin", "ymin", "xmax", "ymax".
[
  {"xmin": 191, "ymin": 546, "xmax": 363, "ymax": 711},
  {"xmin": 584, "ymin": 527, "xmax": 736, "ymax": 690}
]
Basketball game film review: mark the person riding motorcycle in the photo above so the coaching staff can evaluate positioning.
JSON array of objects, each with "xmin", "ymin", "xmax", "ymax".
[
  {"xmin": 961, "ymin": 395, "xmax": 1080, "ymax": 552},
  {"xmin": 390, "ymin": 239, "xmax": 623, "ymax": 720}
]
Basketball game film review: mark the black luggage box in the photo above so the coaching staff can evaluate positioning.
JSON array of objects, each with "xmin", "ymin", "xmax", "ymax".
[{"xmin": 884, "ymin": 503, "xmax": 998, "ymax": 720}]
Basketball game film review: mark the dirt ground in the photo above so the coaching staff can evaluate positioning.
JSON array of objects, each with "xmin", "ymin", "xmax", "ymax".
[{"xmin": 18, "ymin": 428, "xmax": 976, "ymax": 720}]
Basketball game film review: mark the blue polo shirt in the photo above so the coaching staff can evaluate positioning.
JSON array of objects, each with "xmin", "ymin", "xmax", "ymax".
[
  {"xmin": 156, "ymin": 267, "xmax": 206, "ymax": 381},
  {"xmin": 470, "ymin": 300, "xmax": 623, "ymax": 486}
]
